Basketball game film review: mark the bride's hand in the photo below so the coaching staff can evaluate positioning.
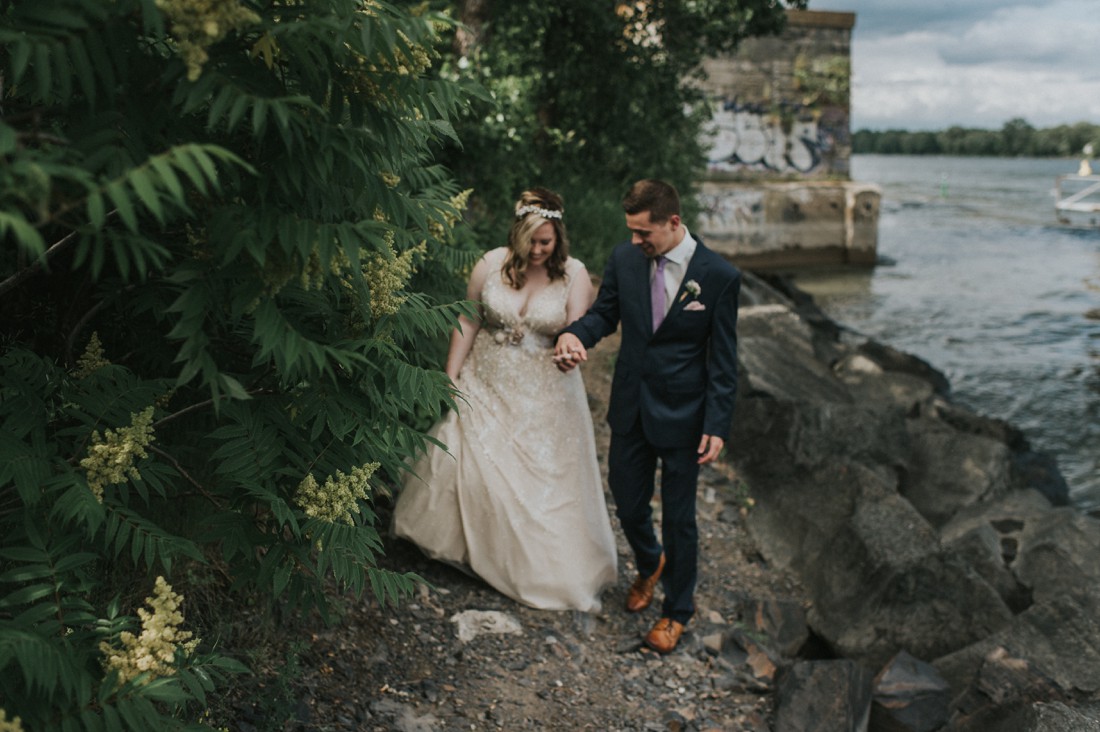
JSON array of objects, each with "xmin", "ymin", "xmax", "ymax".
[{"xmin": 553, "ymin": 334, "xmax": 587, "ymax": 372}]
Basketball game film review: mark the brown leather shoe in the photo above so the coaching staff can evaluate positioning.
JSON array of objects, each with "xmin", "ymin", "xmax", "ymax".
[
  {"xmin": 625, "ymin": 553, "xmax": 665, "ymax": 613},
  {"xmin": 644, "ymin": 618, "xmax": 685, "ymax": 654}
]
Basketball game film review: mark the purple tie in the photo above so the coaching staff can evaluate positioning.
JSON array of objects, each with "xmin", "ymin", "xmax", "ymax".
[{"xmin": 651, "ymin": 255, "xmax": 667, "ymax": 331}]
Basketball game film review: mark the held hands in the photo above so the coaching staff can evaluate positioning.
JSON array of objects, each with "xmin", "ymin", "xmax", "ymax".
[
  {"xmin": 553, "ymin": 333, "xmax": 588, "ymax": 372},
  {"xmin": 697, "ymin": 434, "xmax": 724, "ymax": 465}
]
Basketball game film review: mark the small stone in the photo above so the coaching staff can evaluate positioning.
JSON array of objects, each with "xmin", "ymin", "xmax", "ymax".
[
  {"xmin": 702, "ymin": 633, "xmax": 724, "ymax": 654},
  {"xmin": 661, "ymin": 709, "xmax": 688, "ymax": 731},
  {"xmin": 616, "ymin": 635, "xmax": 645, "ymax": 653},
  {"xmin": 419, "ymin": 679, "xmax": 440, "ymax": 702}
]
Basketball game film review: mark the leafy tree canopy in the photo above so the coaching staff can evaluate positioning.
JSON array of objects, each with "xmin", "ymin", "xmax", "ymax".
[
  {"xmin": 400, "ymin": 0, "xmax": 806, "ymax": 268},
  {"xmin": 853, "ymin": 118, "xmax": 1100, "ymax": 158}
]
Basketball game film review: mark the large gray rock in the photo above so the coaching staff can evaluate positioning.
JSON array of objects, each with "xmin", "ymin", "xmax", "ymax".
[
  {"xmin": 738, "ymin": 304, "xmax": 852, "ymax": 405},
  {"xmin": 746, "ymin": 459, "xmax": 1012, "ymax": 667},
  {"xmin": 853, "ymin": 339, "xmax": 950, "ymax": 397},
  {"xmin": 934, "ymin": 592, "xmax": 1100, "ymax": 699},
  {"xmin": 871, "ymin": 650, "xmax": 951, "ymax": 732},
  {"xmin": 901, "ymin": 415, "xmax": 1013, "ymax": 528},
  {"xmin": 922, "ymin": 397, "xmax": 1070, "ymax": 506},
  {"xmin": 942, "ymin": 520, "xmax": 1032, "ymax": 614},
  {"xmin": 749, "ymin": 597, "xmax": 811, "ymax": 658},
  {"xmin": 1012, "ymin": 508, "xmax": 1100, "ymax": 605},
  {"xmin": 938, "ymin": 490, "xmax": 1100, "ymax": 613},
  {"xmin": 833, "ymin": 351, "xmax": 937, "ymax": 412},
  {"xmin": 775, "ymin": 660, "xmax": 873, "ymax": 732},
  {"xmin": 999, "ymin": 702, "xmax": 1100, "ymax": 732}
]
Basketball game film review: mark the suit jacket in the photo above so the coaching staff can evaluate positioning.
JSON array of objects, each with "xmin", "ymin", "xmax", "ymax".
[{"xmin": 564, "ymin": 238, "xmax": 740, "ymax": 448}]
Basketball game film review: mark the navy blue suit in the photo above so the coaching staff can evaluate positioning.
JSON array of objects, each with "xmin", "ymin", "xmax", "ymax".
[{"xmin": 564, "ymin": 237, "xmax": 740, "ymax": 623}]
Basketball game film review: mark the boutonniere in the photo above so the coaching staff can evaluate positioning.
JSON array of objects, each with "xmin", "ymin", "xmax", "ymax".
[{"xmin": 679, "ymin": 279, "xmax": 701, "ymax": 302}]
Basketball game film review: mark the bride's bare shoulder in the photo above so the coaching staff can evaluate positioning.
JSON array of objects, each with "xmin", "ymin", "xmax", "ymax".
[{"xmin": 565, "ymin": 256, "xmax": 589, "ymax": 275}]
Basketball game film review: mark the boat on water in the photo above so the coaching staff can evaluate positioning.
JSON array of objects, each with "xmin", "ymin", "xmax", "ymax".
[{"xmin": 1054, "ymin": 153, "xmax": 1100, "ymax": 229}]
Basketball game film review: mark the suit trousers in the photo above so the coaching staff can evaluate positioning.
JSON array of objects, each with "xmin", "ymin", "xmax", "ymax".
[{"xmin": 607, "ymin": 419, "xmax": 700, "ymax": 624}]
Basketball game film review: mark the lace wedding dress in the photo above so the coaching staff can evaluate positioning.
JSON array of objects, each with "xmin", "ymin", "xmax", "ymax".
[{"xmin": 393, "ymin": 249, "xmax": 618, "ymax": 612}]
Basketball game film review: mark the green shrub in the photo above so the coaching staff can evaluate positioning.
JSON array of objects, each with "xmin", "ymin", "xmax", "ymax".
[{"xmin": 0, "ymin": 0, "xmax": 479, "ymax": 728}]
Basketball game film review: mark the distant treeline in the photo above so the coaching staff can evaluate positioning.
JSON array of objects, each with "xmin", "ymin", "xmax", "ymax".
[{"xmin": 851, "ymin": 118, "xmax": 1100, "ymax": 157}]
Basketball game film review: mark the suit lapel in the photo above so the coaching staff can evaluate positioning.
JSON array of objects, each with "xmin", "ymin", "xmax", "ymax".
[{"xmin": 631, "ymin": 247, "xmax": 657, "ymax": 335}]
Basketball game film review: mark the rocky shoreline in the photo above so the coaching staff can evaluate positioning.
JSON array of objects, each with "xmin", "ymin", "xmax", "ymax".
[
  {"xmin": 730, "ymin": 272, "xmax": 1100, "ymax": 731},
  {"xmin": 261, "ymin": 272, "xmax": 1100, "ymax": 732}
]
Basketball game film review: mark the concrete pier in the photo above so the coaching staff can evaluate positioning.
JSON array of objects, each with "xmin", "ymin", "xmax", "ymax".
[
  {"xmin": 693, "ymin": 10, "xmax": 880, "ymax": 269},
  {"xmin": 698, "ymin": 179, "xmax": 880, "ymax": 269}
]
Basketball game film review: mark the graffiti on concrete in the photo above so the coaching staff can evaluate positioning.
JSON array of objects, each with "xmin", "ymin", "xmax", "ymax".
[
  {"xmin": 696, "ymin": 187, "xmax": 765, "ymax": 241},
  {"xmin": 703, "ymin": 98, "xmax": 845, "ymax": 175}
]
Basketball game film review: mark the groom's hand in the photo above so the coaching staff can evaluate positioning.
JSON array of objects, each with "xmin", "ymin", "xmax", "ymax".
[
  {"xmin": 697, "ymin": 434, "xmax": 724, "ymax": 464},
  {"xmin": 553, "ymin": 334, "xmax": 588, "ymax": 372}
]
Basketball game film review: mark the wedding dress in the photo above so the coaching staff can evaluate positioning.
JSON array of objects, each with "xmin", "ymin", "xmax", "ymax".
[{"xmin": 393, "ymin": 249, "xmax": 618, "ymax": 612}]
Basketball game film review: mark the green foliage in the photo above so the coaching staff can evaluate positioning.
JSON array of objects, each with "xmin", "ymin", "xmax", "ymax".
[
  {"xmin": 401, "ymin": 0, "xmax": 804, "ymax": 270},
  {"xmin": 0, "ymin": 0, "xmax": 480, "ymax": 728},
  {"xmin": 853, "ymin": 118, "xmax": 1100, "ymax": 157},
  {"xmin": 793, "ymin": 54, "xmax": 850, "ymax": 108}
]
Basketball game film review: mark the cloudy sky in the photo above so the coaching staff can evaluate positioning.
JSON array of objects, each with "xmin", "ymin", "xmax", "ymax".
[{"xmin": 805, "ymin": 0, "xmax": 1100, "ymax": 131}]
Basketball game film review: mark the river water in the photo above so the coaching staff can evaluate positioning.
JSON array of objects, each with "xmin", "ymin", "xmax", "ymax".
[{"xmin": 790, "ymin": 154, "xmax": 1100, "ymax": 510}]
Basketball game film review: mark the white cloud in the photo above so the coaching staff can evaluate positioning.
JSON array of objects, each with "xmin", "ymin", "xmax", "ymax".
[
  {"xmin": 808, "ymin": 0, "xmax": 1100, "ymax": 130},
  {"xmin": 945, "ymin": 3, "xmax": 1099, "ymax": 67}
]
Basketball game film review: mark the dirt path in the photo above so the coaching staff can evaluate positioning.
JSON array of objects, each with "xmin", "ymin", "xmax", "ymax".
[{"xmin": 284, "ymin": 335, "xmax": 808, "ymax": 732}]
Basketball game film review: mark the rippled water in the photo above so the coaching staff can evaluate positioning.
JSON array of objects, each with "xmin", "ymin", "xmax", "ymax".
[{"xmin": 791, "ymin": 155, "xmax": 1100, "ymax": 509}]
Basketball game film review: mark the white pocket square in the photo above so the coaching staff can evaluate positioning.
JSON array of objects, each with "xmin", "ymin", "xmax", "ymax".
[{"xmin": 683, "ymin": 301, "xmax": 706, "ymax": 311}]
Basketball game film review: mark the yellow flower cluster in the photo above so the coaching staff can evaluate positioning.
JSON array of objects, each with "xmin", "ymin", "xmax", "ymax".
[
  {"xmin": 186, "ymin": 223, "xmax": 212, "ymax": 260},
  {"xmin": 295, "ymin": 462, "xmax": 381, "ymax": 525},
  {"xmin": 257, "ymin": 246, "xmax": 350, "ymax": 297},
  {"xmin": 155, "ymin": 0, "xmax": 261, "ymax": 81},
  {"xmin": 445, "ymin": 189, "xmax": 473, "ymax": 226},
  {"xmin": 381, "ymin": 172, "xmax": 401, "ymax": 188},
  {"xmin": 100, "ymin": 576, "xmax": 198, "ymax": 686},
  {"xmin": 362, "ymin": 29, "xmax": 433, "ymax": 78},
  {"xmin": 342, "ymin": 11, "xmax": 434, "ymax": 101},
  {"xmin": 155, "ymin": 389, "xmax": 176, "ymax": 409},
  {"xmin": 365, "ymin": 239, "xmax": 426, "ymax": 318},
  {"xmin": 428, "ymin": 188, "xmax": 473, "ymax": 241},
  {"xmin": 301, "ymin": 247, "xmax": 352, "ymax": 291},
  {"xmin": 80, "ymin": 407, "xmax": 156, "ymax": 503},
  {"xmin": 345, "ymin": 23, "xmax": 434, "ymax": 101},
  {"xmin": 393, "ymin": 31, "xmax": 433, "ymax": 76},
  {"xmin": 72, "ymin": 331, "xmax": 110, "ymax": 379},
  {"xmin": 0, "ymin": 710, "xmax": 24, "ymax": 732},
  {"xmin": 257, "ymin": 251, "xmax": 299, "ymax": 297}
]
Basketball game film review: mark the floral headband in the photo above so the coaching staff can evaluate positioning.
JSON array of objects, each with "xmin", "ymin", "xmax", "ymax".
[{"xmin": 515, "ymin": 204, "xmax": 563, "ymax": 220}]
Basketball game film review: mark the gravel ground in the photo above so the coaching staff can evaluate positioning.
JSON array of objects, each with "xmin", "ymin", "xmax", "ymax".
[{"xmin": 274, "ymin": 336, "xmax": 809, "ymax": 732}]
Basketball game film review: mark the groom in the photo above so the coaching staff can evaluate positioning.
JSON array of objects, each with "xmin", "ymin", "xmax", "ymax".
[{"xmin": 554, "ymin": 178, "xmax": 740, "ymax": 654}]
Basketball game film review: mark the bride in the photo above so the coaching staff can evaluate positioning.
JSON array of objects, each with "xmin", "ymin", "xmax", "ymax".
[{"xmin": 392, "ymin": 188, "xmax": 618, "ymax": 612}]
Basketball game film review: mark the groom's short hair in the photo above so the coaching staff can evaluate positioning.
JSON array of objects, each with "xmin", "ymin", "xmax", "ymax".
[{"xmin": 623, "ymin": 179, "xmax": 680, "ymax": 223}]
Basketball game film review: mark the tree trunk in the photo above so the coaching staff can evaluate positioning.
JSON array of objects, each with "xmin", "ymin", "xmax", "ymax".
[{"xmin": 454, "ymin": 0, "xmax": 491, "ymax": 57}]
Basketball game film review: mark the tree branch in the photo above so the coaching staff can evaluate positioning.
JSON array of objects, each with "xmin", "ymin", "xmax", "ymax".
[
  {"xmin": 148, "ymin": 445, "xmax": 219, "ymax": 505},
  {"xmin": 152, "ymin": 388, "xmax": 277, "ymax": 430},
  {"xmin": 0, "ymin": 229, "xmax": 80, "ymax": 299}
]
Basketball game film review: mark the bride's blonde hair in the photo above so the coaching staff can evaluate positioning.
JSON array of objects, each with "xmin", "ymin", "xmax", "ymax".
[{"xmin": 503, "ymin": 187, "xmax": 569, "ymax": 289}]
